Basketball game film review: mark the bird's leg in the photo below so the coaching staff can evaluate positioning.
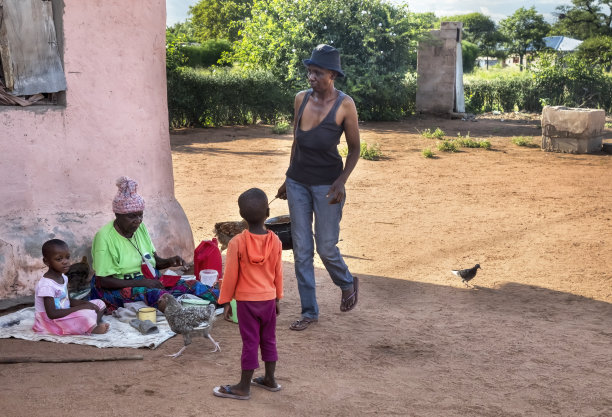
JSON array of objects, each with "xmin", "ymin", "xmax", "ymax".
[
  {"xmin": 463, "ymin": 280, "xmax": 470, "ymax": 288},
  {"xmin": 167, "ymin": 345, "xmax": 187, "ymax": 358},
  {"xmin": 208, "ymin": 334, "xmax": 221, "ymax": 352}
]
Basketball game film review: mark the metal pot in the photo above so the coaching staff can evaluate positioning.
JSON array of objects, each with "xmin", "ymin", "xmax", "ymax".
[{"xmin": 265, "ymin": 215, "xmax": 292, "ymax": 250}]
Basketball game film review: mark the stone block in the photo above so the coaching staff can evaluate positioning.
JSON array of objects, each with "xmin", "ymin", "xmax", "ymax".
[{"xmin": 541, "ymin": 106, "xmax": 605, "ymax": 153}]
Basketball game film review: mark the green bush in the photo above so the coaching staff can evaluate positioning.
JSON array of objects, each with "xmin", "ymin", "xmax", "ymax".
[
  {"xmin": 437, "ymin": 140, "xmax": 459, "ymax": 152},
  {"xmin": 422, "ymin": 148, "xmax": 435, "ymax": 158},
  {"xmin": 181, "ymin": 39, "xmax": 232, "ymax": 68},
  {"xmin": 167, "ymin": 67, "xmax": 293, "ymax": 127},
  {"xmin": 339, "ymin": 142, "xmax": 383, "ymax": 160},
  {"xmin": 422, "ymin": 127, "xmax": 446, "ymax": 139},
  {"xmin": 272, "ymin": 120, "xmax": 291, "ymax": 134},
  {"xmin": 511, "ymin": 136, "xmax": 537, "ymax": 147}
]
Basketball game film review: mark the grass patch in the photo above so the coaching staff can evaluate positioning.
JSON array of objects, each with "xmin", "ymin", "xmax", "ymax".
[
  {"xmin": 339, "ymin": 142, "xmax": 383, "ymax": 160},
  {"xmin": 422, "ymin": 148, "xmax": 435, "ymax": 158},
  {"xmin": 272, "ymin": 120, "xmax": 291, "ymax": 134},
  {"xmin": 422, "ymin": 128, "xmax": 446, "ymax": 139},
  {"xmin": 437, "ymin": 140, "xmax": 459, "ymax": 152},
  {"xmin": 511, "ymin": 136, "xmax": 537, "ymax": 147}
]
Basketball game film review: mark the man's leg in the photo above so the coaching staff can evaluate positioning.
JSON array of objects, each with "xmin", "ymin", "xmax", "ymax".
[{"xmin": 286, "ymin": 178, "xmax": 318, "ymax": 320}]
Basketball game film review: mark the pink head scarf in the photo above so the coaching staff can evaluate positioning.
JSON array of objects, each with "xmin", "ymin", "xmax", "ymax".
[{"xmin": 112, "ymin": 176, "xmax": 145, "ymax": 214}]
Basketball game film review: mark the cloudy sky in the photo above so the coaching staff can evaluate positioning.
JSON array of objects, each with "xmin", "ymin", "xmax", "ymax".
[{"xmin": 166, "ymin": 0, "xmax": 573, "ymax": 26}]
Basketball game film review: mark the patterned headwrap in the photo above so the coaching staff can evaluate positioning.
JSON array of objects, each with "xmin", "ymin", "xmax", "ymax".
[{"xmin": 112, "ymin": 176, "xmax": 145, "ymax": 214}]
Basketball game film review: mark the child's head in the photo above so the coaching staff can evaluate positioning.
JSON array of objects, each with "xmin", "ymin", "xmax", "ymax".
[
  {"xmin": 238, "ymin": 188, "xmax": 269, "ymax": 224},
  {"xmin": 42, "ymin": 239, "xmax": 71, "ymax": 274}
]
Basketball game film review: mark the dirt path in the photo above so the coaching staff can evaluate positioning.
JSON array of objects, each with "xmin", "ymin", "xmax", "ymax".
[{"xmin": 1, "ymin": 115, "xmax": 611, "ymax": 416}]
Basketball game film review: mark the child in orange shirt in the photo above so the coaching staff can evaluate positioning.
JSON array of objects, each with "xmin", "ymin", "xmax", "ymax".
[{"xmin": 213, "ymin": 188, "xmax": 283, "ymax": 400}]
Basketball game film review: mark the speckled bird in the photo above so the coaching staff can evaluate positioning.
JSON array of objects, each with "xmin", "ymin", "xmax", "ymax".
[
  {"xmin": 160, "ymin": 293, "xmax": 220, "ymax": 358},
  {"xmin": 214, "ymin": 220, "xmax": 248, "ymax": 251}
]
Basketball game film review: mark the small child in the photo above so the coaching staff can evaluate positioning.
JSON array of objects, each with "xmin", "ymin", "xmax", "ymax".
[
  {"xmin": 213, "ymin": 188, "xmax": 283, "ymax": 400},
  {"xmin": 33, "ymin": 239, "xmax": 109, "ymax": 335}
]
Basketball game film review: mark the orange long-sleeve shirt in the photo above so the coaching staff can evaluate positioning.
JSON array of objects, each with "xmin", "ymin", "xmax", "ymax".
[{"xmin": 218, "ymin": 230, "xmax": 283, "ymax": 304}]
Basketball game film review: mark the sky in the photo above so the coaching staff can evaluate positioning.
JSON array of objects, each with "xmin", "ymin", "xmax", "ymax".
[{"xmin": 166, "ymin": 0, "xmax": 574, "ymax": 27}]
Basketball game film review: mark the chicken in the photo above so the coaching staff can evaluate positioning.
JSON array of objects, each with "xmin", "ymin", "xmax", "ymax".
[
  {"xmin": 160, "ymin": 293, "xmax": 220, "ymax": 358},
  {"xmin": 66, "ymin": 256, "xmax": 90, "ymax": 293},
  {"xmin": 451, "ymin": 264, "xmax": 481, "ymax": 287},
  {"xmin": 213, "ymin": 220, "xmax": 247, "ymax": 251}
]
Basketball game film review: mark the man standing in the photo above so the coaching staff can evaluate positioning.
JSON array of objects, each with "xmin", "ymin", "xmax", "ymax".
[{"xmin": 276, "ymin": 44, "xmax": 360, "ymax": 331}]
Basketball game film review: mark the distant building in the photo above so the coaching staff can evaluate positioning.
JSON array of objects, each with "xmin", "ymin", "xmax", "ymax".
[{"xmin": 542, "ymin": 36, "xmax": 583, "ymax": 52}]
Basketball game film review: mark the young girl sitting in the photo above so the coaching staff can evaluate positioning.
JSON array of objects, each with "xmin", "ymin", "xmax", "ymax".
[{"xmin": 33, "ymin": 239, "xmax": 109, "ymax": 335}]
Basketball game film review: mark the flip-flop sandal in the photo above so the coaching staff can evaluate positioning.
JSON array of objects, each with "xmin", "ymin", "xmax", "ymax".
[
  {"xmin": 251, "ymin": 376, "xmax": 282, "ymax": 392},
  {"xmin": 289, "ymin": 318, "xmax": 318, "ymax": 331},
  {"xmin": 340, "ymin": 276, "xmax": 359, "ymax": 312},
  {"xmin": 213, "ymin": 385, "xmax": 250, "ymax": 400}
]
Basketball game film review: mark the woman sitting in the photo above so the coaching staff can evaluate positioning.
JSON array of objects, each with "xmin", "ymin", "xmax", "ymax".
[{"xmin": 89, "ymin": 176, "xmax": 217, "ymax": 313}]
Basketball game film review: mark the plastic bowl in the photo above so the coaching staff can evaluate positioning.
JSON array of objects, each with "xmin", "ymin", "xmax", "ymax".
[
  {"xmin": 265, "ymin": 215, "xmax": 292, "ymax": 250},
  {"xmin": 181, "ymin": 298, "xmax": 210, "ymax": 307}
]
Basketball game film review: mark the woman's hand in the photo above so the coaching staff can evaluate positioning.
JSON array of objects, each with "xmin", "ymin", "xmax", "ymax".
[
  {"xmin": 326, "ymin": 179, "xmax": 345, "ymax": 204},
  {"xmin": 276, "ymin": 181, "xmax": 287, "ymax": 200},
  {"xmin": 141, "ymin": 279, "xmax": 164, "ymax": 289},
  {"xmin": 154, "ymin": 253, "xmax": 186, "ymax": 270}
]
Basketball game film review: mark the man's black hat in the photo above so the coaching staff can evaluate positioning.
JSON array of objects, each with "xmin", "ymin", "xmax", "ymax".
[{"xmin": 303, "ymin": 44, "xmax": 345, "ymax": 77}]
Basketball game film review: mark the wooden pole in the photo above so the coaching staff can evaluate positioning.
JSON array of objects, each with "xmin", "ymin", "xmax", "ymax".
[{"xmin": 0, "ymin": 355, "xmax": 144, "ymax": 364}]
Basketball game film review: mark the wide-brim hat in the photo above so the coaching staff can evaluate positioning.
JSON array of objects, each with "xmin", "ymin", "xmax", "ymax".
[{"xmin": 303, "ymin": 44, "xmax": 345, "ymax": 77}]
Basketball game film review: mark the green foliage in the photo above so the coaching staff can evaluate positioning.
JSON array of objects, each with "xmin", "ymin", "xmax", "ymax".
[
  {"xmin": 511, "ymin": 136, "xmax": 537, "ymax": 147},
  {"xmin": 224, "ymin": 0, "xmax": 435, "ymax": 120},
  {"xmin": 339, "ymin": 142, "xmax": 383, "ymax": 160},
  {"xmin": 551, "ymin": 0, "xmax": 612, "ymax": 39},
  {"xmin": 167, "ymin": 67, "xmax": 293, "ymax": 127},
  {"xmin": 499, "ymin": 7, "xmax": 550, "ymax": 71},
  {"xmin": 421, "ymin": 127, "xmax": 446, "ymax": 139},
  {"xmin": 464, "ymin": 56, "xmax": 612, "ymax": 113},
  {"xmin": 478, "ymin": 140, "xmax": 492, "ymax": 150},
  {"xmin": 606, "ymin": 122, "xmax": 612, "ymax": 128},
  {"xmin": 166, "ymin": 21, "xmax": 198, "ymax": 44},
  {"xmin": 422, "ymin": 148, "xmax": 435, "ymax": 158},
  {"xmin": 437, "ymin": 140, "xmax": 458, "ymax": 152},
  {"xmin": 576, "ymin": 36, "xmax": 612, "ymax": 70},
  {"xmin": 166, "ymin": 35, "xmax": 188, "ymax": 71},
  {"xmin": 189, "ymin": 0, "xmax": 252, "ymax": 42},
  {"xmin": 272, "ymin": 120, "xmax": 291, "ymax": 134},
  {"xmin": 181, "ymin": 39, "xmax": 232, "ymax": 68},
  {"xmin": 462, "ymin": 40, "xmax": 480, "ymax": 73}
]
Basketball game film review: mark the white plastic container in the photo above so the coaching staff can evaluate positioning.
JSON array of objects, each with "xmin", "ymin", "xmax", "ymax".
[{"xmin": 199, "ymin": 269, "xmax": 218, "ymax": 286}]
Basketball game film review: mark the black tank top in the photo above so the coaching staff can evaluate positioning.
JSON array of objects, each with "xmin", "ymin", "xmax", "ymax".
[{"xmin": 286, "ymin": 89, "xmax": 346, "ymax": 185}]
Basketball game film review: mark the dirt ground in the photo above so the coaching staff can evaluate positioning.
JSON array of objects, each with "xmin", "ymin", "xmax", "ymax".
[{"xmin": 1, "ymin": 114, "xmax": 611, "ymax": 416}]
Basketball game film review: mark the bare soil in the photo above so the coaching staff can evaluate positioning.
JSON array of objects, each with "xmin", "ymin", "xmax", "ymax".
[{"xmin": 1, "ymin": 114, "xmax": 611, "ymax": 416}]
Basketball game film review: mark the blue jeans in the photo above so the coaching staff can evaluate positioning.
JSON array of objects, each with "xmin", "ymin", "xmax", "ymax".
[{"xmin": 286, "ymin": 177, "xmax": 354, "ymax": 320}]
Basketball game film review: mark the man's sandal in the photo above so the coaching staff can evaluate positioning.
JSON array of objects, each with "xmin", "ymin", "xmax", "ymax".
[
  {"xmin": 289, "ymin": 317, "xmax": 318, "ymax": 331},
  {"xmin": 340, "ymin": 276, "xmax": 359, "ymax": 312}
]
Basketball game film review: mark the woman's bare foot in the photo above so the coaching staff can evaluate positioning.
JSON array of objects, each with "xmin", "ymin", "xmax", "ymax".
[{"xmin": 91, "ymin": 323, "xmax": 110, "ymax": 334}]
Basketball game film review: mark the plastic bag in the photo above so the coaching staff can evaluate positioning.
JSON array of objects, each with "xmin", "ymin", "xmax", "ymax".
[{"xmin": 194, "ymin": 238, "xmax": 223, "ymax": 281}]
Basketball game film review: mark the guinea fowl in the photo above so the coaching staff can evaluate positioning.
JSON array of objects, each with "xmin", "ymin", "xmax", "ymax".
[
  {"xmin": 214, "ymin": 220, "xmax": 248, "ymax": 251},
  {"xmin": 451, "ymin": 264, "xmax": 481, "ymax": 287},
  {"xmin": 160, "ymin": 293, "xmax": 220, "ymax": 358}
]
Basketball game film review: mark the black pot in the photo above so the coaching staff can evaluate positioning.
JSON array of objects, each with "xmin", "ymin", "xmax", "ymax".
[{"xmin": 265, "ymin": 215, "xmax": 292, "ymax": 250}]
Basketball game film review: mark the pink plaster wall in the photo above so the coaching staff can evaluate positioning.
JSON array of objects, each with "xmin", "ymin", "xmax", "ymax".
[{"xmin": 0, "ymin": 0, "xmax": 194, "ymax": 298}]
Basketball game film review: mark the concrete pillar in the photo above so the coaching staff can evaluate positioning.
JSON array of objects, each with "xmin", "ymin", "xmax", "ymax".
[{"xmin": 416, "ymin": 22, "xmax": 465, "ymax": 115}]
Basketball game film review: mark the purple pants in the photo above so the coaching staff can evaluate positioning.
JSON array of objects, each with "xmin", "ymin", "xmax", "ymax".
[{"xmin": 237, "ymin": 299, "xmax": 278, "ymax": 370}]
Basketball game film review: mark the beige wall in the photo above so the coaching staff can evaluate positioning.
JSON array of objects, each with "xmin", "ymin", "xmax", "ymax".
[
  {"xmin": 416, "ymin": 22, "xmax": 463, "ymax": 114},
  {"xmin": 0, "ymin": 0, "xmax": 194, "ymax": 298}
]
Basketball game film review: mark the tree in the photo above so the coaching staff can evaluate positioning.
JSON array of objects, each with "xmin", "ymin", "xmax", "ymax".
[
  {"xmin": 499, "ymin": 7, "xmax": 551, "ymax": 71},
  {"xmin": 166, "ymin": 21, "xmax": 198, "ymax": 44},
  {"xmin": 441, "ymin": 12, "xmax": 505, "ymax": 69},
  {"xmin": 576, "ymin": 35, "xmax": 612, "ymax": 70},
  {"xmin": 189, "ymin": 0, "xmax": 253, "ymax": 42},
  {"xmin": 226, "ymin": 0, "xmax": 436, "ymax": 119},
  {"xmin": 551, "ymin": 0, "xmax": 612, "ymax": 39}
]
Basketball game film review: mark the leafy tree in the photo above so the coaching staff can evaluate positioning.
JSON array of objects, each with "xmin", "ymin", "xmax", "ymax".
[
  {"xmin": 189, "ymin": 0, "xmax": 253, "ymax": 42},
  {"xmin": 499, "ymin": 7, "xmax": 551, "ymax": 71},
  {"xmin": 551, "ymin": 0, "xmax": 612, "ymax": 39},
  {"xmin": 576, "ymin": 35, "xmax": 612, "ymax": 70},
  {"xmin": 225, "ymin": 0, "xmax": 436, "ymax": 119},
  {"xmin": 461, "ymin": 40, "xmax": 479, "ymax": 73},
  {"xmin": 166, "ymin": 21, "xmax": 198, "ymax": 44}
]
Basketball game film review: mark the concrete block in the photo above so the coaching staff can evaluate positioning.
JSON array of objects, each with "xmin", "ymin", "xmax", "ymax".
[{"xmin": 541, "ymin": 106, "xmax": 605, "ymax": 153}]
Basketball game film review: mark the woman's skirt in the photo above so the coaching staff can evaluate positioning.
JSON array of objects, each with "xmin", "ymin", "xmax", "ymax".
[
  {"xmin": 32, "ymin": 299, "xmax": 106, "ymax": 335},
  {"xmin": 89, "ymin": 275, "xmax": 218, "ymax": 313}
]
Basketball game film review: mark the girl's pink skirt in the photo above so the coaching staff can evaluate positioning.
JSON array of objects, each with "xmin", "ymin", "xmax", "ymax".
[{"xmin": 32, "ymin": 299, "xmax": 106, "ymax": 335}]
